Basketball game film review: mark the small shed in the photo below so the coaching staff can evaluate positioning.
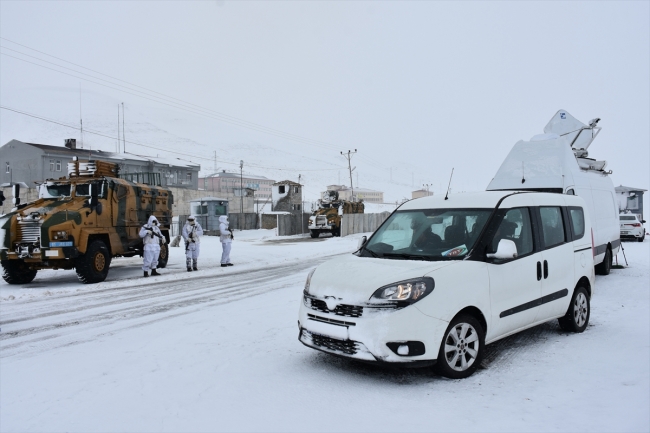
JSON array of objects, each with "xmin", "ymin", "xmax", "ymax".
[{"xmin": 189, "ymin": 197, "xmax": 229, "ymax": 234}]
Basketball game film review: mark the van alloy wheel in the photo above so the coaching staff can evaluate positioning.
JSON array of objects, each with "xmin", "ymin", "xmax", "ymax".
[
  {"xmin": 558, "ymin": 286, "xmax": 590, "ymax": 333},
  {"xmin": 435, "ymin": 314, "xmax": 485, "ymax": 379},
  {"xmin": 444, "ymin": 323, "xmax": 479, "ymax": 372},
  {"xmin": 573, "ymin": 292, "xmax": 588, "ymax": 327}
]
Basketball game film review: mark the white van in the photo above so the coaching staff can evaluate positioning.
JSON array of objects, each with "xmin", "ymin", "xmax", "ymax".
[
  {"xmin": 487, "ymin": 110, "xmax": 619, "ymax": 275},
  {"xmin": 298, "ymin": 191, "xmax": 594, "ymax": 378}
]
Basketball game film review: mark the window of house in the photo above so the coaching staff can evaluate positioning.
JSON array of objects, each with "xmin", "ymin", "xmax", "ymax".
[
  {"xmin": 50, "ymin": 160, "xmax": 55, "ymax": 171},
  {"xmin": 294, "ymin": 186, "xmax": 299, "ymax": 193},
  {"xmin": 278, "ymin": 185, "xmax": 285, "ymax": 194},
  {"xmin": 56, "ymin": 160, "xmax": 62, "ymax": 172},
  {"xmin": 187, "ymin": 172, "xmax": 192, "ymax": 181},
  {"xmin": 5, "ymin": 162, "xmax": 9, "ymax": 173}
]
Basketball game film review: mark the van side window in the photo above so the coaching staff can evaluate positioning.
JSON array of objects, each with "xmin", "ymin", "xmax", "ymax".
[
  {"xmin": 566, "ymin": 188, "xmax": 575, "ymax": 195},
  {"xmin": 539, "ymin": 207, "xmax": 565, "ymax": 249},
  {"xmin": 491, "ymin": 208, "xmax": 534, "ymax": 256},
  {"xmin": 569, "ymin": 207, "xmax": 585, "ymax": 240}
]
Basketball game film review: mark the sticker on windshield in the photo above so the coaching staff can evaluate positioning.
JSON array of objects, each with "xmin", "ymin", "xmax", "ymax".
[{"xmin": 442, "ymin": 244, "xmax": 468, "ymax": 257}]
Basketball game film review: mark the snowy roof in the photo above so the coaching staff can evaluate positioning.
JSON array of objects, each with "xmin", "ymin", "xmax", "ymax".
[
  {"xmin": 615, "ymin": 185, "xmax": 647, "ymax": 193},
  {"xmin": 204, "ymin": 171, "xmax": 269, "ymax": 180},
  {"xmin": 14, "ymin": 141, "xmax": 200, "ymax": 169},
  {"xmin": 273, "ymin": 180, "xmax": 301, "ymax": 186}
]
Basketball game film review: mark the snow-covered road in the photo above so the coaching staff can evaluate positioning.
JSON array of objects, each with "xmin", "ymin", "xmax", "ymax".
[{"xmin": 1, "ymin": 233, "xmax": 648, "ymax": 432}]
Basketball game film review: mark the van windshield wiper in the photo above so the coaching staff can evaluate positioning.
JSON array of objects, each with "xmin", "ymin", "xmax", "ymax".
[
  {"xmin": 362, "ymin": 247, "xmax": 381, "ymax": 258},
  {"xmin": 381, "ymin": 252, "xmax": 434, "ymax": 261}
]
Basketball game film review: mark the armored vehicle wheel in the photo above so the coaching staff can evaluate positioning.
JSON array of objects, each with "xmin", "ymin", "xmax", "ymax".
[
  {"xmin": 76, "ymin": 240, "xmax": 111, "ymax": 284},
  {"xmin": 158, "ymin": 243, "xmax": 169, "ymax": 268},
  {"xmin": 1, "ymin": 259, "xmax": 37, "ymax": 284},
  {"xmin": 310, "ymin": 230, "xmax": 320, "ymax": 238}
]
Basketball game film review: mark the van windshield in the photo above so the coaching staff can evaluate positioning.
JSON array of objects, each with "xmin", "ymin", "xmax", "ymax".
[{"xmin": 362, "ymin": 208, "xmax": 492, "ymax": 261}]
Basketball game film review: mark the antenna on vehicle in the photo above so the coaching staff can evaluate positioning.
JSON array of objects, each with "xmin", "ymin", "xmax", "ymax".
[
  {"xmin": 444, "ymin": 168, "xmax": 454, "ymax": 200},
  {"xmin": 521, "ymin": 161, "xmax": 526, "ymax": 184}
]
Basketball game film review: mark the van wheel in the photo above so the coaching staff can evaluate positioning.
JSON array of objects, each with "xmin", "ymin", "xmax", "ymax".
[
  {"xmin": 76, "ymin": 240, "xmax": 111, "ymax": 284},
  {"xmin": 434, "ymin": 315, "xmax": 485, "ymax": 379},
  {"xmin": 595, "ymin": 247, "xmax": 612, "ymax": 275},
  {"xmin": 558, "ymin": 286, "xmax": 590, "ymax": 333},
  {"xmin": 310, "ymin": 230, "xmax": 320, "ymax": 238},
  {"xmin": 157, "ymin": 244, "xmax": 169, "ymax": 268},
  {"xmin": 1, "ymin": 260, "xmax": 37, "ymax": 284}
]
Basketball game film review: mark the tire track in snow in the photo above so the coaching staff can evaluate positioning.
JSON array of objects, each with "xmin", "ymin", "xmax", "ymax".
[{"xmin": 0, "ymin": 256, "xmax": 337, "ymax": 359}]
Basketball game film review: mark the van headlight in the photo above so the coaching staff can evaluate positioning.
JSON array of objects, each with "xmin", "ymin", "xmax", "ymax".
[{"xmin": 369, "ymin": 277, "xmax": 434, "ymax": 305}]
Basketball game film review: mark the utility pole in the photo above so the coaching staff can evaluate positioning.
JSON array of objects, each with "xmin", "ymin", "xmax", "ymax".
[
  {"xmin": 340, "ymin": 149, "xmax": 357, "ymax": 200},
  {"xmin": 240, "ymin": 160, "xmax": 244, "ymax": 215},
  {"xmin": 298, "ymin": 174, "xmax": 304, "ymax": 234},
  {"xmin": 79, "ymin": 84, "xmax": 84, "ymax": 149},
  {"xmin": 121, "ymin": 103, "xmax": 126, "ymax": 153},
  {"xmin": 117, "ymin": 104, "xmax": 120, "ymax": 153}
]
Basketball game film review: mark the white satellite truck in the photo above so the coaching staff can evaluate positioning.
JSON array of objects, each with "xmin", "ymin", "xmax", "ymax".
[{"xmin": 487, "ymin": 110, "xmax": 620, "ymax": 275}]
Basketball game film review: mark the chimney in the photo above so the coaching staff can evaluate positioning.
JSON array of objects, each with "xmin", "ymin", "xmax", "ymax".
[{"xmin": 64, "ymin": 138, "xmax": 77, "ymax": 149}]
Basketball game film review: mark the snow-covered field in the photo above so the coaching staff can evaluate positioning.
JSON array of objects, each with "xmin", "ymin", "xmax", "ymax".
[{"xmin": 1, "ymin": 232, "xmax": 648, "ymax": 432}]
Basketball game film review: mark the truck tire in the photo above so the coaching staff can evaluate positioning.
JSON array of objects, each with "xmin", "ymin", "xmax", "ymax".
[
  {"xmin": 595, "ymin": 246, "xmax": 612, "ymax": 275},
  {"xmin": 310, "ymin": 230, "xmax": 320, "ymax": 238},
  {"xmin": 158, "ymin": 243, "xmax": 169, "ymax": 268},
  {"xmin": 1, "ymin": 259, "xmax": 37, "ymax": 284},
  {"xmin": 76, "ymin": 240, "xmax": 111, "ymax": 284}
]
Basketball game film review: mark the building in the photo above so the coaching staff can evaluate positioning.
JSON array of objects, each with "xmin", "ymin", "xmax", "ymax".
[
  {"xmin": 272, "ymin": 180, "xmax": 303, "ymax": 212},
  {"xmin": 615, "ymin": 185, "xmax": 646, "ymax": 220},
  {"xmin": 412, "ymin": 189, "xmax": 433, "ymax": 199},
  {"xmin": 0, "ymin": 139, "xmax": 201, "ymax": 189},
  {"xmin": 200, "ymin": 170, "xmax": 274, "ymax": 203},
  {"xmin": 324, "ymin": 184, "xmax": 384, "ymax": 203}
]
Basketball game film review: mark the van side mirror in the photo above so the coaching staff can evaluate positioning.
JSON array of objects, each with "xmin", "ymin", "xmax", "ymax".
[
  {"xmin": 642, "ymin": 220, "xmax": 646, "ymax": 224},
  {"xmin": 487, "ymin": 239, "xmax": 518, "ymax": 260},
  {"xmin": 358, "ymin": 235, "xmax": 367, "ymax": 250}
]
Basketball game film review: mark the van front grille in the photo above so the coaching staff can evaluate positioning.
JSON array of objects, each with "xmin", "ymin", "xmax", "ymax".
[
  {"xmin": 308, "ymin": 298, "xmax": 364, "ymax": 318},
  {"xmin": 303, "ymin": 330, "xmax": 359, "ymax": 355}
]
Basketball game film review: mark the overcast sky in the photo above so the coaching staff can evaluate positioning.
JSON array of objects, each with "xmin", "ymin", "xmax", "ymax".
[{"xmin": 1, "ymin": 1, "xmax": 648, "ymax": 207}]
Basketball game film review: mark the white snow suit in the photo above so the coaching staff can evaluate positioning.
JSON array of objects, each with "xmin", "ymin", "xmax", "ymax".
[
  {"xmin": 219, "ymin": 215, "xmax": 232, "ymax": 265},
  {"xmin": 139, "ymin": 215, "xmax": 165, "ymax": 271},
  {"xmin": 182, "ymin": 215, "xmax": 203, "ymax": 269}
]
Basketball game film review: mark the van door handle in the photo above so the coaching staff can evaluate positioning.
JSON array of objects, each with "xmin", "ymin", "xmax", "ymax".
[
  {"xmin": 537, "ymin": 261, "xmax": 542, "ymax": 281},
  {"xmin": 544, "ymin": 260, "xmax": 549, "ymax": 279}
]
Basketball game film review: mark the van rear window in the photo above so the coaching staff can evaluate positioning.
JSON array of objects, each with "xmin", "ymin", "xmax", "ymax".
[{"xmin": 569, "ymin": 207, "xmax": 585, "ymax": 240}]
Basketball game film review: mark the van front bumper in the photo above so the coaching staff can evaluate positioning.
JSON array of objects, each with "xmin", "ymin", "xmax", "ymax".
[{"xmin": 298, "ymin": 295, "xmax": 448, "ymax": 365}]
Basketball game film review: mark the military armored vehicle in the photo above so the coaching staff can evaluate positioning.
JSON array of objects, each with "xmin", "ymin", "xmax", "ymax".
[
  {"xmin": 0, "ymin": 158, "xmax": 173, "ymax": 284},
  {"xmin": 308, "ymin": 190, "xmax": 364, "ymax": 238}
]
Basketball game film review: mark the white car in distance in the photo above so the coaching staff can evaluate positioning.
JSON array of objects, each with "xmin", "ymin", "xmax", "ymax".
[
  {"xmin": 619, "ymin": 213, "xmax": 646, "ymax": 242},
  {"xmin": 298, "ymin": 191, "xmax": 595, "ymax": 379}
]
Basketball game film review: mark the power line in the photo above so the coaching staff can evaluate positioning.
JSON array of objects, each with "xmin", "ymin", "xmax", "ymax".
[
  {"xmin": 0, "ymin": 105, "xmax": 346, "ymax": 173},
  {"xmin": 0, "ymin": 42, "xmax": 345, "ymax": 151}
]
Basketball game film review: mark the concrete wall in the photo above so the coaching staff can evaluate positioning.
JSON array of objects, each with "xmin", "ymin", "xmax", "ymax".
[
  {"xmin": 1, "ymin": 187, "xmax": 39, "ymax": 214},
  {"xmin": 277, "ymin": 213, "xmax": 310, "ymax": 236},
  {"xmin": 340, "ymin": 212, "xmax": 391, "ymax": 237}
]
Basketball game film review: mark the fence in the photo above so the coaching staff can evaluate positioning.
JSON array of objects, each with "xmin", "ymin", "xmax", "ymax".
[{"xmin": 340, "ymin": 212, "xmax": 391, "ymax": 237}]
